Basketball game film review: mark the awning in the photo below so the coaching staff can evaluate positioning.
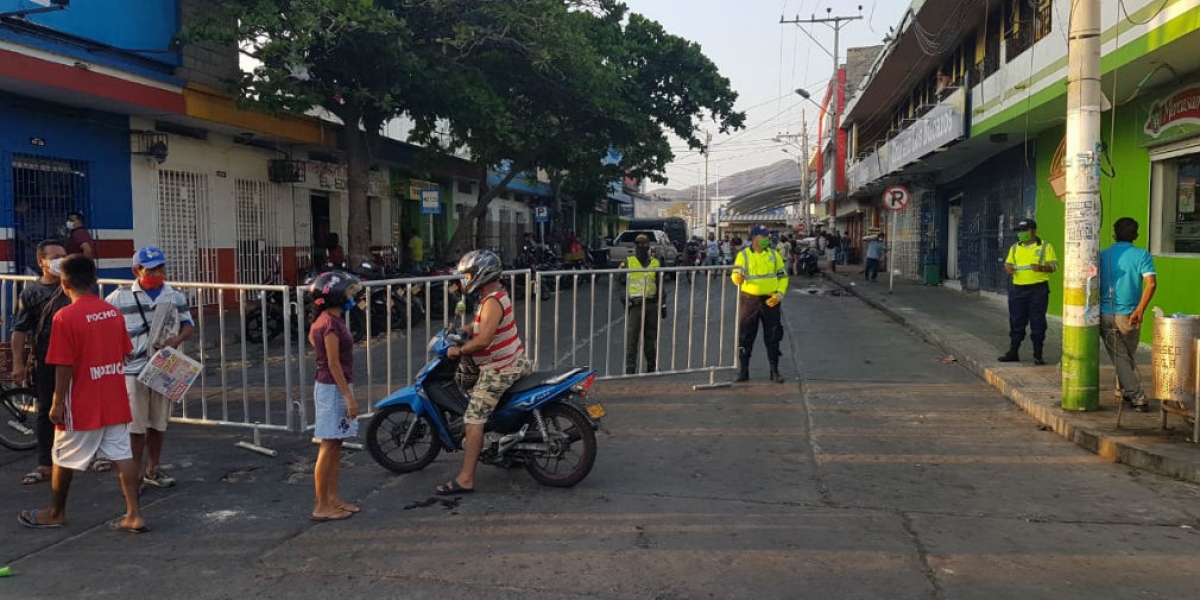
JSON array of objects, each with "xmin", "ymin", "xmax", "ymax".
[
  {"xmin": 723, "ymin": 181, "xmax": 804, "ymax": 215},
  {"xmin": 487, "ymin": 171, "xmax": 552, "ymax": 197}
]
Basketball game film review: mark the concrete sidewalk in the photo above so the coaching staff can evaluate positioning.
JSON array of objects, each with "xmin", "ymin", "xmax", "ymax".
[{"xmin": 822, "ymin": 266, "xmax": 1200, "ymax": 484}]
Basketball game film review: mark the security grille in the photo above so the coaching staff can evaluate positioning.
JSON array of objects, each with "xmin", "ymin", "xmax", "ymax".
[
  {"xmin": 10, "ymin": 153, "xmax": 87, "ymax": 275},
  {"xmin": 234, "ymin": 179, "xmax": 283, "ymax": 285},
  {"xmin": 157, "ymin": 170, "xmax": 217, "ymax": 301}
]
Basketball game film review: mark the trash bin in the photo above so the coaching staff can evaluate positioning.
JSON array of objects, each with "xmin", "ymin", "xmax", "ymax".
[
  {"xmin": 922, "ymin": 254, "xmax": 940, "ymax": 286},
  {"xmin": 1151, "ymin": 314, "xmax": 1200, "ymax": 404}
]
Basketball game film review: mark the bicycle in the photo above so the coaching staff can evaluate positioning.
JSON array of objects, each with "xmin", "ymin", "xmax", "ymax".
[{"xmin": 0, "ymin": 342, "xmax": 38, "ymax": 451}]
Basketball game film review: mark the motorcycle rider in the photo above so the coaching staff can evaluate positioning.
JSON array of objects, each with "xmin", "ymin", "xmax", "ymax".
[{"xmin": 437, "ymin": 250, "xmax": 532, "ymax": 495}]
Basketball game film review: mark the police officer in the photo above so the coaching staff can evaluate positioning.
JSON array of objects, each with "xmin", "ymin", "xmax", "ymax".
[
  {"xmin": 732, "ymin": 225, "xmax": 789, "ymax": 383},
  {"xmin": 619, "ymin": 234, "xmax": 664, "ymax": 374},
  {"xmin": 1000, "ymin": 218, "xmax": 1057, "ymax": 365}
]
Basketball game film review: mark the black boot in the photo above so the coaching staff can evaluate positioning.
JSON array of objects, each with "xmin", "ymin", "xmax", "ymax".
[
  {"xmin": 1032, "ymin": 343, "xmax": 1045, "ymax": 366},
  {"xmin": 735, "ymin": 348, "xmax": 750, "ymax": 382},
  {"xmin": 769, "ymin": 364, "xmax": 785, "ymax": 383},
  {"xmin": 998, "ymin": 343, "xmax": 1020, "ymax": 362}
]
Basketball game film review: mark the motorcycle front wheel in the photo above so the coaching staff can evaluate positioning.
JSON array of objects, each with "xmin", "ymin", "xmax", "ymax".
[
  {"xmin": 366, "ymin": 405, "xmax": 442, "ymax": 473},
  {"xmin": 522, "ymin": 403, "xmax": 597, "ymax": 487},
  {"xmin": 0, "ymin": 386, "xmax": 38, "ymax": 451}
]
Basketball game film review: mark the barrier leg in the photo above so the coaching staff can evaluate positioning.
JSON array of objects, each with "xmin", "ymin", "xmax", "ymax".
[
  {"xmin": 235, "ymin": 423, "xmax": 278, "ymax": 457},
  {"xmin": 693, "ymin": 369, "xmax": 732, "ymax": 391}
]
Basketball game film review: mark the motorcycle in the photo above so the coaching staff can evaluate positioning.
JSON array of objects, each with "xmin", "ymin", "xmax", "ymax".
[
  {"xmin": 366, "ymin": 329, "xmax": 604, "ymax": 487},
  {"xmin": 798, "ymin": 247, "xmax": 820, "ymax": 276},
  {"xmin": 244, "ymin": 263, "xmax": 301, "ymax": 344}
]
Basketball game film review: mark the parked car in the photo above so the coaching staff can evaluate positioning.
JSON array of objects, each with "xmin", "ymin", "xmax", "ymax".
[{"xmin": 607, "ymin": 229, "xmax": 680, "ymax": 267}]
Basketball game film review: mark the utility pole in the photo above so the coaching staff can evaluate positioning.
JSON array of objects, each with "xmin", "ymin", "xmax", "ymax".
[
  {"xmin": 781, "ymin": 7, "xmax": 862, "ymax": 225},
  {"xmin": 703, "ymin": 131, "xmax": 712, "ymax": 237},
  {"xmin": 801, "ymin": 114, "xmax": 810, "ymax": 232},
  {"xmin": 1062, "ymin": 0, "xmax": 1102, "ymax": 411}
]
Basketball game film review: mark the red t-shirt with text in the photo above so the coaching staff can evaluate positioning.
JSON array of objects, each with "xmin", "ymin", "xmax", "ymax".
[{"xmin": 45, "ymin": 295, "xmax": 134, "ymax": 431}]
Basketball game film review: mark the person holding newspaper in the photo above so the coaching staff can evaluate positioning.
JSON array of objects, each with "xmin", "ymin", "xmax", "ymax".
[{"xmin": 106, "ymin": 247, "xmax": 194, "ymax": 489}]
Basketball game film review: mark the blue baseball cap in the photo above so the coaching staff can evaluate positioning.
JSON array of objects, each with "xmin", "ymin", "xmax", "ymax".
[
  {"xmin": 750, "ymin": 225, "xmax": 770, "ymax": 238},
  {"xmin": 133, "ymin": 246, "xmax": 166, "ymax": 269}
]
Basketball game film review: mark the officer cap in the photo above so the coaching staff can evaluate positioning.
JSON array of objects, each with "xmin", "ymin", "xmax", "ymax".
[
  {"xmin": 1014, "ymin": 218, "xmax": 1037, "ymax": 231},
  {"xmin": 635, "ymin": 234, "xmax": 650, "ymax": 244},
  {"xmin": 749, "ymin": 224, "xmax": 770, "ymax": 238}
]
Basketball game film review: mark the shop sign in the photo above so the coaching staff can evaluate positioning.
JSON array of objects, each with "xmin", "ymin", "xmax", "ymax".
[
  {"xmin": 304, "ymin": 161, "xmax": 348, "ymax": 192},
  {"xmin": 1144, "ymin": 85, "xmax": 1200, "ymax": 139},
  {"xmin": 848, "ymin": 88, "xmax": 965, "ymax": 189}
]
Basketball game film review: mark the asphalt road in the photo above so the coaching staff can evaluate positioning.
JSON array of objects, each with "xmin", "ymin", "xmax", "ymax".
[{"xmin": 1, "ymin": 276, "xmax": 1198, "ymax": 599}]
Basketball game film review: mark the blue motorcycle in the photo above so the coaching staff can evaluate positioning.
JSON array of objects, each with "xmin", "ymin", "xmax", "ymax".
[{"xmin": 366, "ymin": 330, "xmax": 605, "ymax": 487}]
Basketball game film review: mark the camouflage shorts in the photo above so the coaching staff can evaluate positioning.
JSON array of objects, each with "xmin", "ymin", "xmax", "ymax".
[{"xmin": 463, "ymin": 357, "xmax": 532, "ymax": 425}]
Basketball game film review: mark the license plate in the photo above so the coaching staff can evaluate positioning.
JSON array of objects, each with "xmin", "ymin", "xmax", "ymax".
[{"xmin": 586, "ymin": 403, "xmax": 606, "ymax": 419}]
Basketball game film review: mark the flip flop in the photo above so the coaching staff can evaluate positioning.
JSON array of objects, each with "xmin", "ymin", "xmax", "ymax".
[
  {"xmin": 90, "ymin": 459, "xmax": 114, "ymax": 474},
  {"xmin": 108, "ymin": 520, "xmax": 151, "ymax": 534},
  {"xmin": 18, "ymin": 509, "xmax": 63, "ymax": 529},
  {"xmin": 309, "ymin": 510, "xmax": 353, "ymax": 522},
  {"xmin": 21, "ymin": 470, "xmax": 49, "ymax": 485},
  {"xmin": 435, "ymin": 480, "xmax": 474, "ymax": 496}
]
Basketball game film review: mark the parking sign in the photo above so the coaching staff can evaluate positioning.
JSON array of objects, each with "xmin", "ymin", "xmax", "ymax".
[{"xmin": 420, "ymin": 189, "xmax": 441, "ymax": 215}]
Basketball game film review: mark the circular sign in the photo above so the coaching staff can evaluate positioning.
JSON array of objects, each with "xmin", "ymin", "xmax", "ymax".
[{"xmin": 881, "ymin": 185, "xmax": 911, "ymax": 211}]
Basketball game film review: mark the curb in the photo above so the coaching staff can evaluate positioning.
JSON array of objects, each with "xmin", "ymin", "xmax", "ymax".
[{"xmin": 824, "ymin": 272, "xmax": 1200, "ymax": 485}]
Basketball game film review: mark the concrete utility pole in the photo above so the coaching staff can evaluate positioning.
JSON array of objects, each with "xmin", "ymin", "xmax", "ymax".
[
  {"xmin": 781, "ymin": 7, "xmax": 862, "ymax": 224},
  {"xmin": 703, "ymin": 131, "xmax": 712, "ymax": 235},
  {"xmin": 1062, "ymin": 0, "xmax": 1102, "ymax": 411}
]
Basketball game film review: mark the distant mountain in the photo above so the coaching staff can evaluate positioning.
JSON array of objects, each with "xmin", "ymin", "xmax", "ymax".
[{"xmin": 649, "ymin": 159, "xmax": 800, "ymax": 201}]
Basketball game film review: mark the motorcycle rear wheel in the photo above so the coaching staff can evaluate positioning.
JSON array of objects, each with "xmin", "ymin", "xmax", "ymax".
[
  {"xmin": 523, "ymin": 403, "xmax": 597, "ymax": 487},
  {"xmin": 366, "ymin": 405, "xmax": 442, "ymax": 473},
  {"xmin": 0, "ymin": 386, "xmax": 38, "ymax": 451}
]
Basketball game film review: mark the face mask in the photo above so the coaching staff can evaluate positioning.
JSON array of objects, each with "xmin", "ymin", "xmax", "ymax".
[
  {"xmin": 1017, "ymin": 231, "xmax": 1033, "ymax": 243},
  {"xmin": 757, "ymin": 237, "xmax": 771, "ymax": 250},
  {"xmin": 47, "ymin": 257, "xmax": 64, "ymax": 277},
  {"xmin": 139, "ymin": 274, "xmax": 165, "ymax": 290},
  {"xmin": 65, "ymin": 221, "xmax": 76, "ymax": 231},
  {"xmin": 343, "ymin": 298, "xmax": 356, "ymax": 313}
]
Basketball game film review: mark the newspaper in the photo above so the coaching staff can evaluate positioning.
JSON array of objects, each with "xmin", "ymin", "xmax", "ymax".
[{"xmin": 136, "ymin": 346, "xmax": 202, "ymax": 404}]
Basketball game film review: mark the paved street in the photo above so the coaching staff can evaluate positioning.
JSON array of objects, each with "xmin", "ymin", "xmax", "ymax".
[{"xmin": 2, "ymin": 279, "xmax": 1198, "ymax": 599}]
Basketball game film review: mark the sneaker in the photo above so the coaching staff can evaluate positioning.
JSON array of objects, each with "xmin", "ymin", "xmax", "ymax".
[
  {"xmin": 143, "ymin": 469, "xmax": 176, "ymax": 488},
  {"xmin": 1131, "ymin": 402, "xmax": 1150, "ymax": 413}
]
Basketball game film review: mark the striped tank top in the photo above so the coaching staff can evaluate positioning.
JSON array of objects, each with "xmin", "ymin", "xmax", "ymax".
[{"xmin": 473, "ymin": 289, "xmax": 524, "ymax": 370}]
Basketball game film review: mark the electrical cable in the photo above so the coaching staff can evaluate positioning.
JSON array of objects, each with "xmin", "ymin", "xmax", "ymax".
[{"xmin": 1118, "ymin": 0, "xmax": 1171, "ymax": 25}]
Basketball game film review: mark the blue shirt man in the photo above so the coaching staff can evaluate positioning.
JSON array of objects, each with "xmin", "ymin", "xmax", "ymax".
[{"xmin": 1099, "ymin": 217, "xmax": 1157, "ymax": 411}]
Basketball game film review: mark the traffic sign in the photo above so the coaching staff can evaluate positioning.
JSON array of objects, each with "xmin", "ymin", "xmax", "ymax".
[
  {"xmin": 881, "ymin": 185, "xmax": 911, "ymax": 211},
  {"xmin": 419, "ymin": 188, "xmax": 441, "ymax": 215},
  {"xmin": 534, "ymin": 206, "xmax": 549, "ymax": 223}
]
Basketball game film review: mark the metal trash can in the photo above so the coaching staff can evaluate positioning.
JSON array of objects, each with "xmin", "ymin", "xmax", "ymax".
[{"xmin": 1151, "ymin": 314, "xmax": 1200, "ymax": 404}]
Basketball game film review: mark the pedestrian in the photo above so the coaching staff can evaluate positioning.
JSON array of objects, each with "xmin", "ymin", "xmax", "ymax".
[
  {"xmin": 790, "ymin": 235, "xmax": 804, "ymax": 276},
  {"xmin": 64, "ymin": 211, "xmax": 95, "ymax": 259},
  {"xmin": 619, "ymin": 235, "xmax": 665, "ymax": 374},
  {"xmin": 307, "ymin": 271, "xmax": 363, "ymax": 520},
  {"xmin": 731, "ymin": 225, "xmax": 788, "ymax": 383},
  {"xmin": 825, "ymin": 231, "xmax": 839, "ymax": 273},
  {"xmin": 1100, "ymin": 217, "xmax": 1157, "ymax": 412},
  {"xmin": 705, "ymin": 232, "xmax": 721, "ymax": 266},
  {"xmin": 864, "ymin": 233, "xmax": 887, "ymax": 282},
  {"xmin": 775, "ymin": 235, "xmax": 793, "ymax": 275},
  {"xmin": 730, "ymin": 234, "xmax": 743, "ymax": 256},
  {"xmin": 12, "ymin": 239, "xmax": 73, "ymax": 485},
  {"xmin": 999, "ymin": 218, "xmax": 1057, "ymax": 365},
  {"xmin": 324, "ymin": 232, "xmax": 345, "ymax": 269},
  {"xmin": 18, "ymin": 255, "xmax": 146, "ymax": 533},
  {"xmin": 840, "ymin": 232, "xmax": 852, "ymax": 265},
  {"xmin": 106, "ymin": 247, "xmax": 195, "ymax": 489},
  {"xmin": 436, "ymin": 250, "xmax": 532, "ymax": 495},
  {"xmin": 408, "ymin": 229, "xmax": 425, "ymax": 270}
]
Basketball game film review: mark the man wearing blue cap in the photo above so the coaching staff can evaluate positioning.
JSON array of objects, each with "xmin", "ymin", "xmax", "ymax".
[
  {"xmin": 1000, "ymin": 219, "xmax": 1057, "ymax": 365},
  {"xmin": 106, "ymin": 247, "xmax": 194, "ymax": 488},
  {"xmin": 731, "ymin": 225, "xmax": 789, "ymax": 383}
]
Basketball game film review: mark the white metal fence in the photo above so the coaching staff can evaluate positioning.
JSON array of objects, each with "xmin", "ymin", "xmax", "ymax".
[{"xmin": 1, "ymin": 264, "xmax": 738, "ymax": 452}]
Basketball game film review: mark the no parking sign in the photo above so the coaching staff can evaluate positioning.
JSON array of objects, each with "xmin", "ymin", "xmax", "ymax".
[{"xmin": 882, "ymin": 185, "xmax": 911, "ymax": 211}]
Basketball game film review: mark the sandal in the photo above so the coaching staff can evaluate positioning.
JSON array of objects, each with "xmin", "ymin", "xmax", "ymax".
[
  {"xmin": 90, "ymin": 459, "xmax": 114, "ymax": 474},
  {"xmin": 435, "ymin": 480, "xmax": 474, "ymax": 496},
  {"xmin": 21, "ymin": 470, "xmax": 49, "ymax": 485}
]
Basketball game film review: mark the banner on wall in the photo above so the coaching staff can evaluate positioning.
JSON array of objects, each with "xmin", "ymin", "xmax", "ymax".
[{"xmin": 1141, "ymin": 84, "xmax": 1200, "ymax": 146}]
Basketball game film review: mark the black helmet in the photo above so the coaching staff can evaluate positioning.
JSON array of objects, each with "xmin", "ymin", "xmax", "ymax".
[
  {"xmin": 309, "ymin": 271, "xmax": 363, "ymax": 310},
  {"xmin": 456, "ymin": 250, "xmax": 503, "ymax": 294}
]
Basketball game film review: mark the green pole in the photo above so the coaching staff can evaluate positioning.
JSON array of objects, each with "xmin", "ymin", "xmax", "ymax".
[{"xmin": 1061, "ymin": 0, "xmax": 1101, "ymax": 411}]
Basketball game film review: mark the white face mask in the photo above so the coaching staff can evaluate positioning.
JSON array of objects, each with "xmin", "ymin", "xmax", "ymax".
[
  {"xmin": 65, "ymin": 220, "xmax": 76, "ymax": 231},
  {"xmin": 47, "ymin": 257, "xmax": 64, "ymax": 277}
]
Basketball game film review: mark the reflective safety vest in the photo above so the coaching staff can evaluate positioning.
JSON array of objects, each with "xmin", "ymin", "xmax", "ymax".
[
  {"xmin": 733, "ymin": 248, "xmax": 788, "ymax": 296},
  {"xmin": 1006, "ymin": 239, "xmax": 1057, "ymax": 285},
  {"xmin": 625, "ymin": 255, "xmax": 660, "ymax": 299}
]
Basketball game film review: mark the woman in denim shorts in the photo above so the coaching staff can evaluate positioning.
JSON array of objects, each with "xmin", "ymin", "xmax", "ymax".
[{"xmin": 307, "ymin": 272, "xmax": 363, "ymax": 521}]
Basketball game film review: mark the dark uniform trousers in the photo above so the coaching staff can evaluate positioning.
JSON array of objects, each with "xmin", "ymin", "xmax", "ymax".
[
  {"xmin": 738, "ymin": 293, "xmax": 783, "ymax": 366},
  {"xmin": 1008, "ymin": 281, "xmax": 1050, "ymax": 346},
  {"xmin": 625, "ymin": 298, "xmax": 660, "ymax": 374}
]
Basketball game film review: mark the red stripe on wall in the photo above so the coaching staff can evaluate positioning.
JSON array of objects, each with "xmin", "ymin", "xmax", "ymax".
[
  {"xmin": 0, "ymin": 49, "xmax": 185, "ymax": 114},
  {"xmin": 0, "ymin": 240, "xmax": 10, "ymax": 262},
  {"xmin": 95, "ymin": 239, "xmax": 135, "ymax": 260}
]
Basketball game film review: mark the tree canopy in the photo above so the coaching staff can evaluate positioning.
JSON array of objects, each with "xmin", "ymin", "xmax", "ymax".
[{"xmin": 198, "ymin": 0, "xmax": 744, "ymax": 263}]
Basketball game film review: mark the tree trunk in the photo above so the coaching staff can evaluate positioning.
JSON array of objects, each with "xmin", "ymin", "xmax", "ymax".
[
  {"xmin": 473, "ymin": 178, "xmax": 488, "ymax": 251},
  {"xmin": 342, "ymin": 113, "xmax": 374, "ymax": 268},
  {"xmin": 440, "ymin": 165, "xmax": 525, "ymax": 264}
]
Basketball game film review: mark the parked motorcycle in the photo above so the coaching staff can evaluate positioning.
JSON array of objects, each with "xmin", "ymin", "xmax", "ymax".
[
  {"xmin": 798, "ymin": 246, "xmax": 820, "ymax": 277},
  {"xmin": 366, "ymin": 329, "xmax": 604, "ymax": 487}
]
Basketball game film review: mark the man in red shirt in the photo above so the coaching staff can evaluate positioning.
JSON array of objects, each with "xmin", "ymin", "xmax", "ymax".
[
  {"xmin": 64, "ymin": 211, "xmax": 95, "ymax": 259},
  {"xmin": 18, "ymin": 255, "xmax": 147, "ymax": 533}
]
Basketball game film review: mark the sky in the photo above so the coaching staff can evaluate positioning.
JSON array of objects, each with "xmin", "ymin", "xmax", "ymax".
[{"xmin": 622, "ymin": 0, "xmax": 910, "ymax": 191}]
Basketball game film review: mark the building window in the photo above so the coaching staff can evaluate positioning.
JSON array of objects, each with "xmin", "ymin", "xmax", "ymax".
[
  {"xmin": 1152, "ymin": 152, "xmax": 1200, "ymax": 255},
  {"xmin": 457, "ymin": 180, "xmax": 474, "ymax": 194}
]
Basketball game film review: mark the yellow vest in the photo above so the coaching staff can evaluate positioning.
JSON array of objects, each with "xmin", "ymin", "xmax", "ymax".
[
  {"xmin": 1006, "ymin": 240, "xmax": 1057, "ymax": 285},
  {"xmin": 625, "ymin": 255, "xmax": 660, "ymax": 299},
  {"xmin": 733, "ymin": 248, "xmax": 788, "ymax": 296}
]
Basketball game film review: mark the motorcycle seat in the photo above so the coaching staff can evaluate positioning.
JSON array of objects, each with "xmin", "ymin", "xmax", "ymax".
[{"xmin": 501, "ymin": 367, "xmax": 589, "ymax": 400}]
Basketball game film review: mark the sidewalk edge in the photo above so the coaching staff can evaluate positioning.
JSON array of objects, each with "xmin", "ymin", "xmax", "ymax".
[{"xmin": 824, "ymin": 273, "xmax": 1200, "ymax": 485}]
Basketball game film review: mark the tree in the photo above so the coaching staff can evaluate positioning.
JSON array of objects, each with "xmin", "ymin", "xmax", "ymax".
[{"xmin": 419, "ymin": 0, "xmax": 744, "ymax": 262}]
